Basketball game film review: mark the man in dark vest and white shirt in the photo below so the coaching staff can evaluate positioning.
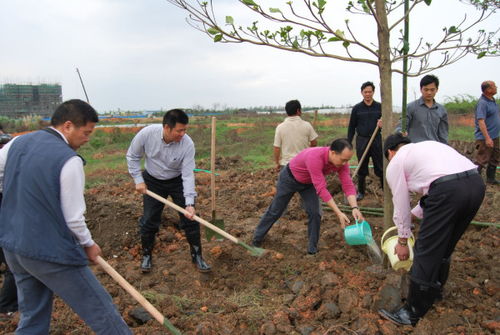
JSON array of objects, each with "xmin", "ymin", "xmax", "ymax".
[{"xmin": 0, "ymin": 100, "xmax": 131, "ymax": 334}]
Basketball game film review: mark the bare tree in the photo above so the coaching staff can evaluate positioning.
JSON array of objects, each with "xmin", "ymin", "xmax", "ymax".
[{"xmin": 167, "ymin": 0, "xmax": 499, "ymax": 228}]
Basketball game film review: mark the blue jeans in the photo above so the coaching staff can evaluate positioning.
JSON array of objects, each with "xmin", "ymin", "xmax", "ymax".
[
  {"xmin": 253, "ymin": 166, "xmax": 321, "ymax": 253},
  {"xmin": 4, "ymin": 251, "xmax": 131, "ymax": 335}
]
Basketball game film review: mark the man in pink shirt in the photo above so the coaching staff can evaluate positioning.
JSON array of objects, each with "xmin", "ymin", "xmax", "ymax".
[
  {"xmin": 252, "ymin": 138, "xmax": 364, "ymax": 254},
  {"xmin": 379, "ymin": 133, "xmax": 485, "ymax": 327}
]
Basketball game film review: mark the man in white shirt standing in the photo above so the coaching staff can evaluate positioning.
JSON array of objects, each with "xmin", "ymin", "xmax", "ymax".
[
  {"xmin": 126, "ymin": 109, "xmax": 210, "ymax": 273},
  {"xmin": 378, "ymin": 133, "xmax": 485, "ymax": 327},
  {"xmin": 273, "ymin": 100, "xmax": 318, "ymax": 172}
]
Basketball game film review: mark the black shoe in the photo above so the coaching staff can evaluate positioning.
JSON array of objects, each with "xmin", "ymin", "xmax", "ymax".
[
  {"xmin": 307, "ymin": 245, "xmax": 318, "ymax": 255},
  {"xmin": 379, "ymin": 305, "xmax": 417, "ymax": 326},
  {"xmin": 357, "ymin": 177, "xmax": 366, "ymax": 201},
  {"xmin": 190, "ymin": 245, "xmax": 211, "ymax": 273},
  {"xmin": 486, "ymin": 165, "xmax": 499, "ymax": 184},
  {"xmin": 434, "ymin": 289, "xmax": 443, "ymax": 302},
  {"xmin": 140, "ymin": 255, "xmax": 152, "ymax": 273},
  {"xmin": 192, "ymin": 254, "xmax": 211, "ymax": 272},
  {"xmin": 252, "ymin": 239, "xmax": 263, "ymax": 248}
]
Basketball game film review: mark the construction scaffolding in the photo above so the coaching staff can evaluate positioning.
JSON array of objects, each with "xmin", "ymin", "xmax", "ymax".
[{"xmin": 0, "ymin": 83, "xmax": 62, "ymax": 118}]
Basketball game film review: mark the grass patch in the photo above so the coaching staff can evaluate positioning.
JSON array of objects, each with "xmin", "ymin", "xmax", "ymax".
[
  {"xmin": 142, "ymin": 290, "xmax": 167, "ymax": 305},
  {"xmin": 80, "ymin": 114, "xmax": 476, "ymax": 188},
  {"xmin": 227, "ymin": 288, "xmax": 280, "ymax": 332},
  {"xmin": 170, "ymin": 295, "xmax": 197, "ymax": 312},
  {"xmin": 448, "ymin": 126, "xmax": 476, "ymax": 141}
]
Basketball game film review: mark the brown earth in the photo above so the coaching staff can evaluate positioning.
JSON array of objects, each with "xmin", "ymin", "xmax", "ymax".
[{"xmin": 1, "ymin": 156, "xmax": 499, "ymax": 335}]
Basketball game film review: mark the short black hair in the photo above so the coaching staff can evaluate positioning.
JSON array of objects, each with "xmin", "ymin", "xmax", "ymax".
[
  {"xmin": 420, "ymin": 75, "xmax": 439, "ymax": 88},
  {"xmin": 163, "ymin": 109, "xmax": 189, "ymax": 128},
  {"xmin": 51, "ymin": 99, "xmax": 99, "ymax": 127},
  {"xmin": 285, "ymin": 100, "xmax": 301, "ymax": 116},
  {"xmin": 384, "ymin": 133, "xmax": 412, "ymax": 159},
  {"xmin": 361, "ymin": 81, "xmax": 375, "ymax": 91},
  {"xmin": 330, "ymin": 138, "xmax": 352, "ymax": 153},
  {"xmin": 481, "ymin": 81, "xmax": 492, "ymax": 93}
]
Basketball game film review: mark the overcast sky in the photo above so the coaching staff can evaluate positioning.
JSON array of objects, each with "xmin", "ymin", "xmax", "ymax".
[{"xmin": 1, "ymin": 0, "xmax": 499, "ymax": 112}]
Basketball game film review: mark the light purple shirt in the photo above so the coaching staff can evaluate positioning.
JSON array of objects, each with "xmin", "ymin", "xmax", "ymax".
[
  {"xmin": 126, "ymin": 124, "xmax": 197, "ymax": 205},
  {"xmin": 289, "ymin": 146, "xmax": 356, "ymax": 202},
  {"xmin": 386, "ymin": 141, "xmax": 477, "ymax": 238}
]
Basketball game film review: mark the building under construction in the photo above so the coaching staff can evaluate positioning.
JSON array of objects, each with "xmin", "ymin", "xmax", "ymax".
[{"xmin": 0, "ymin": 83, "xmax": 62, "ymax": 118}]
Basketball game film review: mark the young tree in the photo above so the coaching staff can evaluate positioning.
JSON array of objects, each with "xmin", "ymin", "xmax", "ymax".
[{"xmin": 167, "ymin": 0, "xmax": 499, "ymax": 228}]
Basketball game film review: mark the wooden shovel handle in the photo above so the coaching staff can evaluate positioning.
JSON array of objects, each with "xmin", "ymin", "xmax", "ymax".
[
  {"xmin": 211, "ymin": 116, "xmax": 216, "ymax": 212},
  {"xmin": 146, "ymin": 190, "xmax": 238, "ymax": 244},
  {"xmin": 95, "ymin": 256, "xmax": 165, "ymax": 324},
  {"xmin": 352, "ymin": 125, "xmax": 380, "ymax": 178}
]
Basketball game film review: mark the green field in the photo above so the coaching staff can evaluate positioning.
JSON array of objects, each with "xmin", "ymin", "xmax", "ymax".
[{"xmin": 78, "ymin": 113, "xmax": 476, "ymax": 188}]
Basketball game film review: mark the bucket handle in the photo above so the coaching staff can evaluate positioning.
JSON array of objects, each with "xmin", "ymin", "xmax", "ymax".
[{"xmin": 380, "ymin": 226, "xmax": 415, "ymax": 248}]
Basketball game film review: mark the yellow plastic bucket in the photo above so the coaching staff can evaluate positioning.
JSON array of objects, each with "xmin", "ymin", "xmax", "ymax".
[{"xmin": 381, "ymin": 226, "xmax": 415, "ymax": 271}]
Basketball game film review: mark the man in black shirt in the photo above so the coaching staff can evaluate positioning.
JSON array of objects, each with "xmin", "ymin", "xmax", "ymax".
[{"xmin": 347, "ymin": 81, "xmax": 383, "ymax": 200}]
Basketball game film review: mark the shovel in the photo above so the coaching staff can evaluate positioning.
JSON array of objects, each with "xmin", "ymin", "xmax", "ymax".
[
  {"xmin": 352, "ymin": 125, "xmax": 380, "ymax": 181},
  {"xmin": 146, "ymin": 190, "xmax": 266, "ymax": 257},
  {"xmin": 206, "ymin": 116, "xmax": 225, "ymax": 241},
  {"xmin": 96, "ymin": 256, "xmax": 182, "ymax": 335},
  {"xmin": 344, "ymin": 125, "xmax": 380, "ymax": 205}
]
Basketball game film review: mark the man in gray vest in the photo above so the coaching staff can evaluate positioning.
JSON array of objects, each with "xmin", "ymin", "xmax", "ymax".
[{"xmin": 0, "ymin": 100, "xmax": 131, "ymax": 334}]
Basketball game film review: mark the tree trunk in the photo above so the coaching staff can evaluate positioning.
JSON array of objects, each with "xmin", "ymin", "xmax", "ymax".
[{"xmin": 374, "ymin": 0, "xmax": 394, "ymax": 230}]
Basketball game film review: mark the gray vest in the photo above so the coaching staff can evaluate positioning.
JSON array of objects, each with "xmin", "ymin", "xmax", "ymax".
[{"xmin": 0, "ymin": 130, "xmax": 88, "ymax": 265}]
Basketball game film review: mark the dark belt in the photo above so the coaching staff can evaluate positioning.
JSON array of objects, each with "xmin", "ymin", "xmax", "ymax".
[
  {"xmin": 144, "ymin": 170, "xmax": 182, "ymax": 183},
  {"xmin": 285, "ymin": 164, "xmax": 309, "ymax": 185},
  {"xmin": 431, "ymin": 168, "xmax": 478, "ymax": 187}
]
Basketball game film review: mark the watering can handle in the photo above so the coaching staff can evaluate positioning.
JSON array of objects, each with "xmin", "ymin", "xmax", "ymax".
[{"xmin": 380, "ymin": 226, "xmax": 415, "ymax": 248}]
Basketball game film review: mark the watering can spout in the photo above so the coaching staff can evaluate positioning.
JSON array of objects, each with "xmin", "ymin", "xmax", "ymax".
[{"xmin": 381, "ymin": 226, "xmax": 415, "ymax": 271}]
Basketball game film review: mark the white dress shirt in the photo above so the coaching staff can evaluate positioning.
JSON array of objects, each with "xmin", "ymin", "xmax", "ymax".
[{"xmin": 386, "ymin": 141, "xmax": 476, "ymax": 238}]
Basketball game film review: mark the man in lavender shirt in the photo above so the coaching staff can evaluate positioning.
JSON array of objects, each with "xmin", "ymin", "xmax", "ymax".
[
  {"xmin": 127, "ymin": 109, "xmax": 211, "ymax": 273},
  {"xmin": 379, "ymin": 133, "xmax": 485, "ymax": 327},
  {"xmin": 252, "ymin": 138, "xmax": 364, "ymax": 254}
]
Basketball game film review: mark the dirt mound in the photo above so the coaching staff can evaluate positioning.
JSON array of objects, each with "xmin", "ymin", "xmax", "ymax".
[{"xmin": 1, "ymin": 157, "xmax": 498, "ymax": 334}]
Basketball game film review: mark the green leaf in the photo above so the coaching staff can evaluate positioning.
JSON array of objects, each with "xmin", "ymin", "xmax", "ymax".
[
  {"xmin": 226, "ymin": 16, "xmax": 234, "ymax": 25},
  {"xmin": 269, "ymin": 7, "xmax": 281, "ymax": 13},
  {"xmin": 313, "ymin": 0, "xmax": 327, "ymax": 13},
  {"xmin": 214, "ymin": 34, "xmax": 223, "ymax": 42},
  {"xmin": 448, "ymin": 26, "xmax": 458, "ymax": 34},
  {"xmin": 242, "ymin": 0, "xmax": 257, "ymax": 6},
  {"xmin": 207, "ymin": 27, "xmax": 219, "ymax": 35},
  {"xmin": 477, "ymin": 51, "xmax": 487, "ymax": 59},
  {"xmin": 328, "ymin": 37, "xmax": 341, "ymax": 42},
  {"xmin": 292, "ymin": 40, "xmax": 300, "ymax": 49},
  {"xmin": 424, "ymin": 0, "xmax": 432, "ymax": 5},
  {"xmin": 335, "ymin": 29, "xmax": 345, "ymax": 38},
  {"xmin": 343, "ymin": 41, "xmax": 350, "ymax": 48}
]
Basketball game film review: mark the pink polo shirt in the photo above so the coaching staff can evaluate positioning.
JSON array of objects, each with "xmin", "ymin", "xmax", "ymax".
[
  {"xmin": 386, "ymin": 141, "xmax": 477, "ymax": 238},
  {"xmin": 289, "ymin": 146, "xmax": 356, "ymax": 203}
]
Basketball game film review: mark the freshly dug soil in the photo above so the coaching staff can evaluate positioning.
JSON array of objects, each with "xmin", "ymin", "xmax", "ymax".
[{"xmin": 1, "ymin": 157, "xmax": 498, "ymax": 335}]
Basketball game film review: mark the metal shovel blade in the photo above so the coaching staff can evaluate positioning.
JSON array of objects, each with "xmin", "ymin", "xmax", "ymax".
[{"xmin": 205, "ymin": 211, "xmax": 225, "ymax": 241}]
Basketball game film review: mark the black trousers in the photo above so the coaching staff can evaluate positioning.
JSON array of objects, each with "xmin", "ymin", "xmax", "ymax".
[
  {"xmin": 410, "ymin": 174, "xmax": 485, "ymax": 288},
  {"xmin": 140, "ymin": 170, "xmax": 198, "ymax": 237},
  {"xmin": 0, "ymin": 193, "xmax": 18, "ymax": 313},
  {"xmin": 0, "ymin": 248, "xmax": 18, "ymax": 313},
  {"xmin": 355, "ymin": 134, "xmax": 383, "ymax": 178}
]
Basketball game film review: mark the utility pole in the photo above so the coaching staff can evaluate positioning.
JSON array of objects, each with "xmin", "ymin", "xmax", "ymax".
[{"xmin": 76, "ymin": 68, "xmax": 90, "ymax": 103}]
